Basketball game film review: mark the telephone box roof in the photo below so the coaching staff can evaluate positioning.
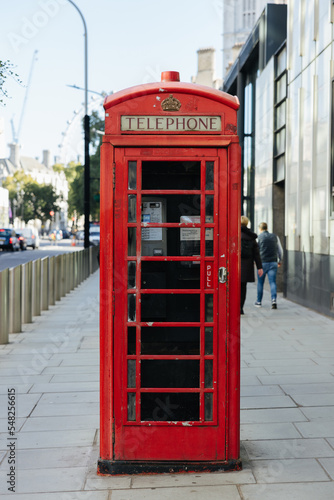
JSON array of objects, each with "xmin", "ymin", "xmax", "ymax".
[{"xmin": 104, "ymin": 80, "xmax": 240, "ymax": 111}]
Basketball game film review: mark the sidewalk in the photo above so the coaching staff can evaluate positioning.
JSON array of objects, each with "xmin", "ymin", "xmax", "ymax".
[{"xmin": 0, "ymin": 273, "xmax": 334, "ymax": 499}]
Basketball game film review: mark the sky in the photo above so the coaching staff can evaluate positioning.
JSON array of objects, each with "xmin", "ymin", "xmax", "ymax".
[{"xmin": 0, "ymin": 0, "xmax": 223, "ymax": 164}]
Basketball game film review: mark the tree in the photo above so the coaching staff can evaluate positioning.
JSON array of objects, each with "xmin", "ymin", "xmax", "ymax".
[
  {"xmin": 0, "ymin": 60, "xmax": 22, "ymax": 104},
  {"xmin": 3, "ymin": 171, "xmax": 62, "ymax": 225},
  {"xmin": 23, "ymin": 182, "xmax": 63, "ymax": 225}
]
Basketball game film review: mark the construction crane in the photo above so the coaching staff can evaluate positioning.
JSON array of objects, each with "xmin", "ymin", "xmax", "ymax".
[{"xmin": 11, "ymin": 50, "xmax": 38, "ymax": 144}]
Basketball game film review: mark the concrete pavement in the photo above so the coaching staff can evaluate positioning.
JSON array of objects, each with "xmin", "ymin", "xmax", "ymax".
[{"xmin": 0, "ymin": 271, "xmax": 334, "ymax": 499}]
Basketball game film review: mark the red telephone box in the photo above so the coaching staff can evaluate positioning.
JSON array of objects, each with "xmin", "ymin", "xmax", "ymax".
[{"xmin": 98, "ymin": 71, "xmax": 241, "ymax": 474}]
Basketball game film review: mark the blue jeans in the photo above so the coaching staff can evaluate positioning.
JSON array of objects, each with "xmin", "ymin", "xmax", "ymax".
[{"xmin": 257, "ymin": 262, "xmax": 278, "ymax": 303}]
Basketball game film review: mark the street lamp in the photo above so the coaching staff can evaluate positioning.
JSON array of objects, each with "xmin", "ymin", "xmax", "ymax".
[{"xmin": 67, "ymin": 0, "xmax": 90, "ymax": 249}]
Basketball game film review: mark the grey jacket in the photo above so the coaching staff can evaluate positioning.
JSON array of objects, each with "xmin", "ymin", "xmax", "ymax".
[{"xmin": 258, "ymin": 231, "xmax": 283, "ymax": 263}]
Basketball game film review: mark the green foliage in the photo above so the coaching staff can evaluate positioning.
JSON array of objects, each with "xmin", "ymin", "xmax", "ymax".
[
  {"xmin": 3, "ymin": 170, "xmax": 62, "ymax": 224},
  {"xmin": 68, "ymin": 110, "xmax": 103, "ymax": 220}
]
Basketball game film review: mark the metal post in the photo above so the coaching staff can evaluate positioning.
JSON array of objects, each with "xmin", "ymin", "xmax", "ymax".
[
  {"xmin": 0, "ymin": 269, "xmax": 9, "ymax": 344},
  {"xmin": 49, "ymin": 256, "xmax": 55, "ymax": 306},
  {"xmin": 32, "ymin": 259, "xmax": 41, "ymax": 317},
  {"xmin": 22, "ymin": 261, "xmax": 33, "ymax": 324},
  {"xmin": 67, "ymin": 0, "xmax": 90, "ymax": 248},
  {"xmin": 41, "ymin": 257, "xmax": 49, "ymax": 311},
  {"xmin": 9, "ymin": 266, "xmax": 22, "ymax": 333}
]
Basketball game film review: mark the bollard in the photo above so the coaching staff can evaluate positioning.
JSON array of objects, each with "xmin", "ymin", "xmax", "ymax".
[
  {"xmin": 22, "ymin": 261, "xmax": 33, "ymax": 324},
  {"xmin": 60, "ymin": 254, "xmax": 66, "ymax": 297},
  {"xmin": 49, "ymin": 256, "xmax": 55, "ymax": 306},
  {"xmin": 32, "ymin": 259, "xmax": 41, "ymax": 317},
  {"xmin": 0, "ymin": 268, "xmax": 9, "ymax": 344},
  {"xmin": 9, "ymin": 266, "xmax": 22, "ymax": 334},
  {"xmin": 55, "ymin": 255, "xmax": 61, "ymax": 302},
  {"xmin": 41, "ymin": 257, "xmax": 49, "ymax": 311}
]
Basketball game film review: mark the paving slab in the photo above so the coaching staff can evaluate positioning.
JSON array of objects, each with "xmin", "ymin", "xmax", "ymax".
[
  {"xmin": 240, "ymin": 408, "xmax": 307, "ymax": 424},
  {"xmin": 0, "ymin": 494, "xmax": 108, "ymax": 500},
  {"xmin": 242, "ymin": 438, "xmax": 334, "ymax": 460},
  {"xmin": 130, "ymin": 468, "xmax": 255, "ymax": 488},
  {"xmin": 240, "ymin": 482, "xmax": 334, "ymax": 500},
  {"xmin": 0, "ymin": 446, "xmax": 93, "ymax": 471},
  {"xmin": 0, "ymin": 466, "xmax": 87, "ymax": 494},
  {"xmin": 110, "ymin": 485, "xmax": 242, "ymax": 500},
  {"xmin": 251, "ymin": 458, "xmax": 330, "ymax": 483},
  {"xmin": 319, "ymin": 458, "xmax": 334, "ymax": 479},
  {"xmin": 241, "ymin": 423, "xmax": 302, "ymax": 440},
  {"xmin": 241, "ymin": 395, "xmax": 296, "ymax": 409}
]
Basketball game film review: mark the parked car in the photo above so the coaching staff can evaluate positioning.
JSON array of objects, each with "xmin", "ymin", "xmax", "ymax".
[
  {"xmin": 76, "ymin": 230, "xmax": 84, "ymax": 241},
  {"xmin": 89, "ymin": 226, "xmax": 100, "ymax": 246},
  {"xmin": 0, "ymin": 228, "xmax": 20, "ymax": 251},
  {"xmin": 17, "ymin": 227, "xmax": 40, "ymax": 249},
  {"xmin": 15, "ymin": 232, "xmax": 27, "ymax": 250}
]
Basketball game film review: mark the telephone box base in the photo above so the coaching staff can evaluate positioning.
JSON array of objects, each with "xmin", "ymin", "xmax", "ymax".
[{"xmin": 97, "ymin": 458, "xmax": 242, "ymax": 476}]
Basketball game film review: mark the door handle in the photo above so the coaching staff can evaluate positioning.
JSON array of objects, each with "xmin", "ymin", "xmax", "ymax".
[{"xmin": 218, "ymin": 267, "xmax": 227, "ymax": 284}]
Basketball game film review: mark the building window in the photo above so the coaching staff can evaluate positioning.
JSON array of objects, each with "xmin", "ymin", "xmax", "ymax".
[
  {"xmin": 331, "ymin": 80, "xmax": 334, "ymax": 216},
  {"xmin": 274, "ymin": 45, "xmax": 287, "ymax": 183},
  {"xmin": 243, "ymin": 75, "xmax": 256, "ymax": 224},
  {"xmin": 243, "ymin": 0, "xmax": 256, "ymax": 29}
]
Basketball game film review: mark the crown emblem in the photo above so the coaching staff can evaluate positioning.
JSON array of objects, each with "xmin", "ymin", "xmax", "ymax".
[{"xmin": 161, "ymin": 94, "xmax": 181, "ymax": 112}]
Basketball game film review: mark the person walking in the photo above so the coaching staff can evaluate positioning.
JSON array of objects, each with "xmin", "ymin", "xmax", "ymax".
[
  {"xmin": 240, "ymin": 216, "xmax": 263, "ymax": 315},
  {"xmin": 255, "ymin": 222, "xmax": 283, "ymax": 309}
]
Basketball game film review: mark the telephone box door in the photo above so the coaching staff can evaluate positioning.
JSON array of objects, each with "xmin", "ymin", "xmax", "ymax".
[{"xmin": 113, "ymin": 147, "xmax": 228, "ymax": 461}]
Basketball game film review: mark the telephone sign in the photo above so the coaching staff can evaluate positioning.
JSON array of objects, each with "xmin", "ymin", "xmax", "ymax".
[{"xmin": 98, "ymin": 71, "xmax": 241, "ymax": 475}]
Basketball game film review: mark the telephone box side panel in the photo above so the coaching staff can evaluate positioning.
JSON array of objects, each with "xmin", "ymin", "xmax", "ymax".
[
  {"xmin": 100, "ymin": 141, "xmax": 114, "ymax": 459},
  {"xmin": 227, "ymin": 139, "xmax": 241, "ymax": 459}
]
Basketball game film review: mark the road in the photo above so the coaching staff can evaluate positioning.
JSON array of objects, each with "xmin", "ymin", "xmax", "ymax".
[{"xmin": 0, "ymin": 238, "xmax": 84, "ymax": 271}]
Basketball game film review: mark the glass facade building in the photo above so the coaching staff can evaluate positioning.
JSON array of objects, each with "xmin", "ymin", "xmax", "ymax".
[{"xmin": 224, "ymin": 1, "xmax": 334, "ymax": 317}]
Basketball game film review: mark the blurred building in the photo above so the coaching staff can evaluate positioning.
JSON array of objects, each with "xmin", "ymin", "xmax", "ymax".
[
  {"xmin": 0, "ymin": 144, "xmax": 68, "ymax": 229},
  {"xmin": 0, "ymin": 186, "xmax": 9, "ymax": 227},
  {"xmin": 192, "ymin": 48, "xmax": 222, "ymax": 89},
  {"xmin": 222, "ymin": 0, "xmax": 288, "ymax": 77},
  {"xmin": 223, "ymin": 2, "xmax": 334, "ymax": 317}
]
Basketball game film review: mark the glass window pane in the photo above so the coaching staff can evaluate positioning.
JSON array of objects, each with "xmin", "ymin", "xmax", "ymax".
[
  {"xmin": 128, "ymin": 261, "xmax": 136, "ymax": 289},
  {"xmin": 142, "ymin": 195, "xmax": 200, "ymax": 223},
  {"xmin": 141, "ymin": 294, "xmax": 200, "ymax": 322},
  {"xmin": 142, "ymin": 161, "xmax": 200, "ymax": 190},
  {"xmin": 276, "ymin": 73, "xmax": 287, "ymax": 103},
  {"xmin": 128, "ymin": 228, "xmax": 136, "ymax": 256},
  {"xmin": 275, "ymin": 101, "xmax": 286, "ymax": 130},
  {"xmin": 128, "ymin": 195, "xmax": 137, "ymax": 222},
  {"xmin": 141, "ymin": 327, "xmax": 200, "ymax": 355},
  {"xmin": 127, "ymin": 327, "xmax": 136, "ymax": 355},
  {"xmin": 141, "ymin": 360, "xmax": 199, "ymax": 388},
  {"xmin": 205, "ymin": 359, "xmax": 213, "ymax": 388},
  {"xmin": 205, "ymin": 294, "xmax": 213, "ymax": 322},
  {"xmin": 127, "ymin": 359, "xmax": 136, "ymax": 388},
  {"xmin": 127, "ymin": 393, "xmax": 136, "ymax": 421},
  {"xmin": 204, "ymin": 393, "xmax": 213, "ymax": 421},
  {"xmin": 205, "ymin": 161, "xmax": 214, "ymax": 190},
  {"xmin": 141, "ymin": 393, "xmax": 199, "ymax": 421},
  {"xmin": 141, "ymin": 228, "xmax": 201, "ymax": 257},
  {"xmin": 276, "ymin": 48, "xmax": 286, "ymax": 76},
  {"xmin": 275, "ymin": 129, "xmax": 286, "ymax": 156},
  {"xmin": 205, "ymin": 196, "xmax": 214, "ymax": 218},
  {"xmin": 205, "ymin": 228, "xmax": 213, "ymax": 256},
  {"xmin": 274, "ymin": 155, "xmax": 285, "ymax": 183},
  {"xmin": 128, "ymin": 294, "xmax": 136, "ymax": 322},
  {"xmin": 205, "ymin": 327, "xmax": 213, "ymax": 354},
  {"xmin": 128, "ymin": 161, "xmax": 137, "ymax": 189},
  {"xmin": 141, "ymin": 261, "xmax": 200, "ymax": 289}
]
